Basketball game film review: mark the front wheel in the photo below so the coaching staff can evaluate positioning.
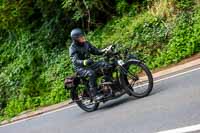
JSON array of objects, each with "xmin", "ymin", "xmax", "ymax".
[
  {"xmin": 71, "ymin": 84, "xmax": 99, "ymax": 112},
  {"xmin": 120, "ymin": 60, "xmax": 153, "ymax": 98}
]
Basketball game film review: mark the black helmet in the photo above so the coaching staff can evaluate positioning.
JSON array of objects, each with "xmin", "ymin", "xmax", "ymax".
[{"xmin": 70, "ymin": 28, "xmax": 84, "ymax": 40}]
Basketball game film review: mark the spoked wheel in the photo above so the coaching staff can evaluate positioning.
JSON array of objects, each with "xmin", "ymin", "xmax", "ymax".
[
  {"xmin": 72, "ymin": 84, "xmax": 99, "ymax": 112},
  {"xmin": 121, "ymin": 60, "xmax": 153, "ymax": 98}
]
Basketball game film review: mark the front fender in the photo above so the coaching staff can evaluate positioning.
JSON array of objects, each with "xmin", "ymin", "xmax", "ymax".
[
  {"xmin": 119, "ymin": 59, "xmax": 142, "ymax": 96},
  {"xmin": 123, "ymin": 59, "xmax": 142, "ymax": 67},
  {"xmin": 119, "ymin": 58, "xmax": 142, "ymax": 83},
  {"xmin": 127, "ymin": 54, "xmax": 139, "ymax": 60},
  {"xmin": 118, "ymin": 59, "xmax": 142, "ymax": 76}
]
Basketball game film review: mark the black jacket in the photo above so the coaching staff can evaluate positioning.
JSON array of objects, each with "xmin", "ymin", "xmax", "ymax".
[{"xmin": 69, "ymin": 41, "xmax": 103, "ymax": 70}]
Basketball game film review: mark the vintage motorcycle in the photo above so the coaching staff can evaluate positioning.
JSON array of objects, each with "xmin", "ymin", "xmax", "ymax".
[{"xmin": 65, "ymin": 45, "xmax": 153, "ymax": 112}]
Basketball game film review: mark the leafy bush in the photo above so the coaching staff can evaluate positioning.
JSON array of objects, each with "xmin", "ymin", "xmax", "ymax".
[
  {"xmin": 175, "ymin": 0, "xmax": 195, "ymax": 10},
  {"xmin": 1, "ymin": 0, "xmax": 200, "ymax": 121},
  {"xmin": 154, "ymin": 6, "xmax": 200, "ymax": 67},
  {"xmin": 87, "ymin": 12, "xmax": 171, "ymax": 69}
]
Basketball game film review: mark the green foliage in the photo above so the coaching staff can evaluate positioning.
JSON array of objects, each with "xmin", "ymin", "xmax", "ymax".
[
  {"xmin": 154, "ymin": 6, "xmax": 200, "ymax": 67},
  {"xmin": 116, "ymin": 0, "xmax": 130, "ymax": 15},
  {"xmin": 175, "ymin": 0, "xmax": 195, "ymax": 10},
  {"xmin": 87, "ymin": 12, "xmax": 170, "ymax": 67},
  {"xmin": 4, "ymin": 98, "xmax": 25, "ymax": 118},
  {"xmin": 1, "ymin": 0, "xmax": 200, "ymax": 121},
  {"xmin": 88, "ymin": 3, "xmax": 200, "ymax": 70},
  {"xmin": 62, "ymin": 0, "xmax": 116, "ymax": 30},
  {"xmin": 193, "ymin": 6, "xmax": 200, "ymax": 52}
]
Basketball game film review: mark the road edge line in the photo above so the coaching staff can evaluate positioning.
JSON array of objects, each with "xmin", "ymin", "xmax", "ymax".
[{"xmin": 157, "ymin": 123, "xmax": 200, "ymax": 133}]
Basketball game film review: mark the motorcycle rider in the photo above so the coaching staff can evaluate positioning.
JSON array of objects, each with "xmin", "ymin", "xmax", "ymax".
[{"xmin": 69, "ymin": 28, "xmax": 111, "ymax": 101}]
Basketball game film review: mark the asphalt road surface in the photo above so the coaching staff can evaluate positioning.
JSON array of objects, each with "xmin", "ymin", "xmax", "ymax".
[{"xmin": 1, "ymin": 67, "xmax": 200, "ymax": 133}]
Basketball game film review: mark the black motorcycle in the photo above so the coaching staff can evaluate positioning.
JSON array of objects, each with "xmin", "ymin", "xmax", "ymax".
[{"xmin": 65, "ymin": 45, "xmax": 153, "ymax": 112}]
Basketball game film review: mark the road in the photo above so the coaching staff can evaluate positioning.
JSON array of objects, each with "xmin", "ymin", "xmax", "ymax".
[{"xmin": 1, "ymin": 66, "xmax": 200, "ymax": 133}]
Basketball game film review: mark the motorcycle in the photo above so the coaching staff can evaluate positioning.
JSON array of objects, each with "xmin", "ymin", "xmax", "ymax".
[{"xmin": 64, "ymin": 45, "xmax": 153, "ymax": 112}]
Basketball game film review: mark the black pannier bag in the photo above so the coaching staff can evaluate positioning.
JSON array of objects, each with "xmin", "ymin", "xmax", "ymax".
[{"xmin": 64, "ymin": 75, "xmax": 79, "ymax": 89}]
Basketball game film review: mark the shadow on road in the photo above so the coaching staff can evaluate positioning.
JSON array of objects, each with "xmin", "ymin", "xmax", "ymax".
[
  {"xmin": 76, "ymin": 85, "xmax": 164, "ymax": 116},
  {"xmin": 98, "ymin": 85, "xmax": 164, "ymax": 111},
  {"xmin": 99, "ymin": 96, "xmax": 135, "ymax": 110}
]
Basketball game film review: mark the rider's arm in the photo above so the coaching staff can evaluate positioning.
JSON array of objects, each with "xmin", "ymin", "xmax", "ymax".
[
  {"xmin": 69, "ymin": 47, "xmax": 84, "ymax": 66},
  {"xmin": 88, "ymin": 42, "xmax": 104, "ymax": 55}
]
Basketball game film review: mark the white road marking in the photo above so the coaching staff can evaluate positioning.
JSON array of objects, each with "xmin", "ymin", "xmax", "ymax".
[
  {"xmin": 0, "ymin": 67, "xmax": 200, "ymax": 128},
  {"xmin": 39, "ymin": 104, "xmax": 77, "ymax": 116},
  {"xmin": 157, "ymin": 124, "xmax": 200, "ymax": 133},
  {"xmin": 0, "ymin": 104, "xmax": 77, "ymax": 128},
  {"xmin": 133, "ymin": 67, "xmax": 200, "ymax": 88},
  {"xmin": 153, "ymin": 67, "xmax": 200, "ymax": 84}
]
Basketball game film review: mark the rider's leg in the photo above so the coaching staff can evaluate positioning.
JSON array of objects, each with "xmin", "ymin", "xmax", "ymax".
[
  {"xmin": 77, "ymin": 69, "xmax": 97, "ymax": 97},
  {"xmin": 90, "ymin": 61, "xmax": 112, "ymax": 69},
  {"xmin": 87, "ymin": 70, "xmax": 97, "ymax": 97},
  {"xmin": 90, "ymin": 61, "xmax": 112, "ymax": 81}
]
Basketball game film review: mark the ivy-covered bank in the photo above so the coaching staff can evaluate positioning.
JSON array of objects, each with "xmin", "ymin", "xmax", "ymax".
[{"xmin": 0, "ymin": 0, "xmax": 200, "ymax": 121}]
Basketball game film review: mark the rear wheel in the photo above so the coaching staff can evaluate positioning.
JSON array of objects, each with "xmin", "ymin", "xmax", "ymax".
[
  {"xmin": 121, "ymin": 60, "xmax": 153, "ymax": 98},
  {"xmin": 71, "ymin": 84, "xmax": 99, "ymax": 112}
]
